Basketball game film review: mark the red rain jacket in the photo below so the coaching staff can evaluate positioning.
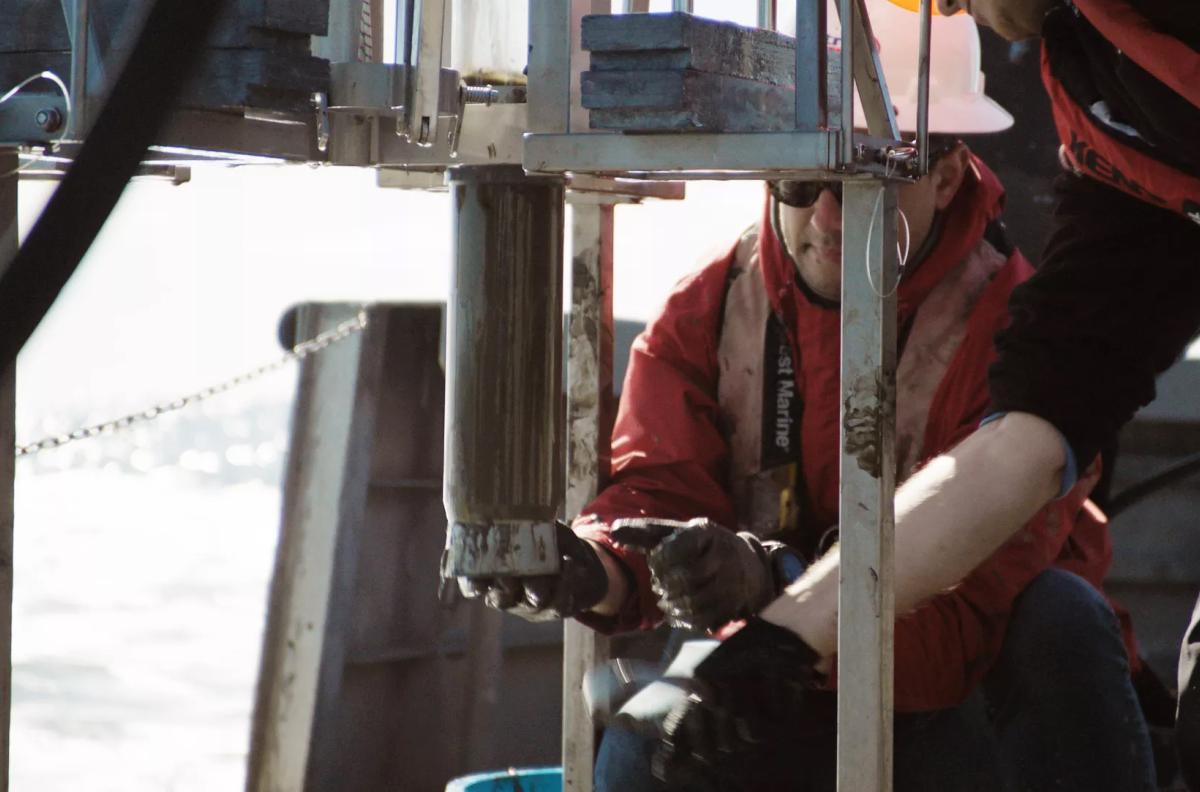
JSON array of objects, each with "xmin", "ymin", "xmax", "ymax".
[{"xmin": 575, "ymin": 157, "xmax": 1139, "ymax": 712}]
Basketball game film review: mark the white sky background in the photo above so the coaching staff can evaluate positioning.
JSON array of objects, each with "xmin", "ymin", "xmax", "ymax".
[{"xmin": 15, "ymin": 166, "xmax": 762, "ymax": 429}]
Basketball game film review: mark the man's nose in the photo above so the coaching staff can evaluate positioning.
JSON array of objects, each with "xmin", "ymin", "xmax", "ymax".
[{"xmin": 810, "ymin": 187, "xmax": 842, "ymax": 237}]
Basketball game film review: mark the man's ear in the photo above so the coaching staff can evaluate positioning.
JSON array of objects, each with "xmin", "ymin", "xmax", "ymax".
[{"xmin": 932, "ymin": 144, "xmax": 970, "ymax": 211}]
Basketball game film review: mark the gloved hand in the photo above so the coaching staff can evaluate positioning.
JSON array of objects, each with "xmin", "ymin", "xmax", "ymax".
[
  {"xmin": 651, "ymin": 618, "xmax": 822, "ymax": 791},
  {"xmin": 611, "ymin": 517, "xmax": 774, "ymax": 632},
  {"xmin": 457, "ymin": 521, "xmax": 610, "ymax": 622}
]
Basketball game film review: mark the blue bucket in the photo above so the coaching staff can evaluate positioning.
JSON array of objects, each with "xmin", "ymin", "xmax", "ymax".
[{"xmin": 445, "ymin": 767, "xmax": 563, "ymax": 792}]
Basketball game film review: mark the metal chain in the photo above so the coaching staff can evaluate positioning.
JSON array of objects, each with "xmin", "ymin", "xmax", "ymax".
[{"xmin": 14, "ymin": 309, "xmax": 369, "ymax": 458}]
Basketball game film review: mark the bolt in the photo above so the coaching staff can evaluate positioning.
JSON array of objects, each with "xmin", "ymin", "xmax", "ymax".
[
  {"xmin": 463, "ymin": 86, "xmax": 499, "ymax": 106},
  {"xmin": 35, "ymin": 107, "xmax": 63, "ymax": 133}
]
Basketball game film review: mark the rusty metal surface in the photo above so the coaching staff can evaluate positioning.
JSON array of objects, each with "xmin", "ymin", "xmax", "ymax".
[
  {"xmin": 837, "ymin": 181, "xmax": 897, "ymax": 792},
  {"xmin": 246, "ymin": 304, "xmax": 382, "ymax": 792},
  {"xmin": 443, "ymin": 164, "xmax": 566, "ymax": 577},
  {"xmin": 562, "ymin": 199, "xmax": 616, "ymax": 792},
  {"xmin": 251, "ymin": 304, "xmax": 565, "ymax": 791},
  {"xmin": 445, "ymin": 521, "xmax": 559, "ymax": 577},
  {"xmin": 564, "ymin": 202, "xmax": 614, "ymax": 518}
]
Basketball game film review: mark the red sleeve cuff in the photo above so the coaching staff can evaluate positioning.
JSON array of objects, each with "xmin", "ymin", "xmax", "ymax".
[{"xmin": 573, "ymin": 520, "xmax": 662, "ymax": 634}]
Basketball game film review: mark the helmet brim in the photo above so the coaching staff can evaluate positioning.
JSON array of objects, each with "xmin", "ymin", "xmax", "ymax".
[{"xmin": 856, "ymin": 92, "xmax": 1015, "ymax": 136}]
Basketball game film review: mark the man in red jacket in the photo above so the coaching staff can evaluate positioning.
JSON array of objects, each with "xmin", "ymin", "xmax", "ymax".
[
  {"xmin": 603, "ymin": 1, "xmax": 1197, "ymax": 788},
  {"xmin": 460, "ymin": 5, "xmax": 1156, "ymax": 788}
]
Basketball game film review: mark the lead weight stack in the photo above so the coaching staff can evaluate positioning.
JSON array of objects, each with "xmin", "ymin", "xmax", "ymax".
[{"xmin": 443, "ymin": 164, "xmax": 565, "ymax": 579}]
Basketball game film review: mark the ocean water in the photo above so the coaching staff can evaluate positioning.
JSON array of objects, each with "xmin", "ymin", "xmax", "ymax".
[{"xmin": 11, "ymin": 399, "xmax": 290, "ymax": 792}]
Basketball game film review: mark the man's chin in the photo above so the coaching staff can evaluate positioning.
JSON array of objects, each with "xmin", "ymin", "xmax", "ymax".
[{"xmin": 818, "ymin": 248, "xmax": 842, "ymax": 266}]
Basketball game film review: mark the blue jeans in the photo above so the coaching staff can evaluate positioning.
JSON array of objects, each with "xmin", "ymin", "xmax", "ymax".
[
  {"xmin": 595, "ymin": 568, "xmax": 1155, "ymax": 792},
  {"xmin": 983, "ymin": 569, "xmax": 1156, "ymax": 792}
]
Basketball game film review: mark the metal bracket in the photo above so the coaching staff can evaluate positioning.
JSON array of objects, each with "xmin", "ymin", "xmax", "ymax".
[
  {"xmin": 845, "ymin": 0, "xmax": 900, "ymax": 141},
  {"xmin": 402, "ymin": 0, "xmax": 450, "ymax": 146},
  {"xmin": 0, "ymin": 95, "xmax": 71, "ymax": 148}
]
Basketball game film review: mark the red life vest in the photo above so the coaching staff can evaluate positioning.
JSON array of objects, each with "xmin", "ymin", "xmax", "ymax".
[{"xmin": 1042, "ymin": 0, "xmax": 1200, "ymax": 224}]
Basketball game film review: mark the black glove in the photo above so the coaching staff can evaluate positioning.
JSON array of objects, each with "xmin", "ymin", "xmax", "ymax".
[
  {"xmin": 457, "ymin": 521, "xmax": 610, "ymax": 622},
  {"xmin": 652, "ymin": 617, "xmax": 822, "ymax": 791},
  {"xmin": 611, "ymin": 517, "xmax": 775, "ymax": 631}
]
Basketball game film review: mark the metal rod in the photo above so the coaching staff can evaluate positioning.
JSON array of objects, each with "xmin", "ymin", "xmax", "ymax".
[
  {"xmin": 916, "ymin": 0, "xmax": 932, "ymax": 173},
  {"xmin": 528, "ymin": 0, "xmax": 573, "ymax": 133},
  {"xmin": 758, "ymin": 0, "xmax": 776, "ymax": 29},
  {"xmin": 524, "ymin": 129, "xmax": 837, "ymax": 175},
  {"xmin": 672, "ymin": 0, "xmax": 693, "ymax": 12},
  {"xmin": 70, "ymin": 0, "xmax": 89, "ymax": 137},
  {"xmin": 793, "ymin": 0, "xmax": 825, "ymax": 130},
  {"xmin": 561, "ymin": 197, "xmax": 616, "ymax": 792},
  {"xmin": 837, "ymin": 182, "xmax": 897, "ymax": 792},
  {"xmin": 850, "ymin": 0, "xmax": 899, "ymax": 140},
  {"xmin": 312, "ymin": 0, "xmax": 363, "ymax": 64},
  {"xmin": 839, "ymin": 0, "xmax": 854, "ymax": 165},
  {"xmin": 395, "ymin": 0, "xmax": 415, "ymax": 65},
  {"xmin": 403, "ymin": 0, "xmax": 447, "ymax": 145},
  {"xmin": 569, "ymin": 1, "xmax": 609, "ymax": 135}
]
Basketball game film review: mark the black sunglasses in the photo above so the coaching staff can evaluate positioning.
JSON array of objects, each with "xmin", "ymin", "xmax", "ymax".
[{"xmin": 768, "ymin": 179, "xmax": 842, "ymax": 208}]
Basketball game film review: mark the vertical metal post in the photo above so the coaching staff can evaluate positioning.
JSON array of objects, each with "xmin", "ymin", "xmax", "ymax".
[
  {"xmin": 570, "ymin": 1, "xmax": 610, "ymax": 135},
  {"xmin": 394, "ymin": 0, "xmax": 414, "ymax": 65},
  {"xmin": 360, "ymin": 0, "xmax": 385, "ymax": 62},
  {"xmin": 838, "ymin": 0, "xmax": 854, "ymax": 164},
  {"xmin": 561, "ymin": 197, "xmax": 616, "ymax": 792},
  {"xmin": 916, "ymin": 0, "xmax": 933, "ymax": 172},
  {"xmin": 793, "ymin": 0, "xmax": 826, "ymax": 131},
  {"xmin": 837, "ymin": 182, "xmax": 897, "ymax": 792},
  {"xmin": 528, "ymin": 0, "xmax": 573, "ymax": 133},
  {"xmin": 758, "ymin": 0, "xmax": 776, "ymax": 29},
  {"xmin": 671, "ymin": 0, "xmax": 693, "ymax": 12},
  {"xmin": 314, "ymin": 0, "xmax": 367, "ymax": 63},
  {"xmin": 69, "ymin": 0, "xmax": 90, "ymax": 137},
  {"xmin": 849, "ymin": 0, "xmax": 899, "ymax": 140},
  {"xmin": 403, "ymin": 0, "xmax": 449, "ymax": 145},
  {"xmin": 0, "ymin": 149, "xmax": 17, "ymax": 792}
]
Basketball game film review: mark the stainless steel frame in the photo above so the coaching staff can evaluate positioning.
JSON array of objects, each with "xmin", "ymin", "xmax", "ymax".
[
  {"xmin": 838, "ymin": 181, "xmax": 898, "ymax": 791},
  {"xmin": 562, "ymin": 194, "xmax": 617, "ymax": 792},
  {"xmin": 524, "ymin": 2, "xmax": 931, "ymax": 790},
  {"xmin": 1, "ymin": 3, "xmax": 933, "ymax": 791}
]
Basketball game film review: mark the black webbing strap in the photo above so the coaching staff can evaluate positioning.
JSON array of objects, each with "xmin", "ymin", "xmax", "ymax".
[{"xmin": 0, "ymin": 1, "xmax": 226, "ymax": 375}]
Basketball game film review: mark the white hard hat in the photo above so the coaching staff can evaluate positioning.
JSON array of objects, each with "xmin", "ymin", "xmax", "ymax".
[{"xmin": 779, "ymin": 0, "xmax": 1014, "ymax": 135}]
